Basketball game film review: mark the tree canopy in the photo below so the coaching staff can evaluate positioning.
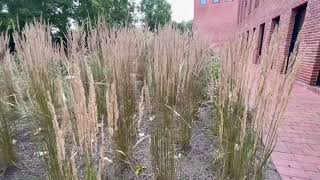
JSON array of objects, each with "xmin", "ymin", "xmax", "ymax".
[
  {"xmin": 139, "ymin": 0, "xmax": 172, "ymax": 31},
  {"xmin": 0, "ymin": 0, "xmax": 177, "ymax": 35},
  {"xmin": 172, "ymin": 20, "xmax": 193, "ymax": 34},
  {"xmin": 75, "ymin": 0, "xmax": 135, "ymax": 27},
  {"xmin": 0, "ymin": 0, "xmax": 136, "ymax": 35},
  {"xmin": 0, "ymin": 0, "xmax": 73, "ymax": 35}
]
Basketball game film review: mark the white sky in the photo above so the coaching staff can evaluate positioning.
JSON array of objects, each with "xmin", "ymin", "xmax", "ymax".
[
  {"xmin": 167, "ymin": 0, "xmax": 194, "ymax": 22},
  {"xmin": 135, "ymin": 0, "xmax": 194, "ymax": 22}
]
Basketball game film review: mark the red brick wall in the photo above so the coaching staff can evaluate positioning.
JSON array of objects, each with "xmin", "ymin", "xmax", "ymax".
[
  {"xmin": 297, "ymin": 0, "xmax": 320, "ymax": 86},
  {"xmin": 237, "ymin": 0, "xmax": 320, "ymax": 86},
  {"xmin": 195, "ymin": 0, "xmax": 320, "ymax": 86},
  {"xmin": 193, "ymin": 0, "xmax": 240, "ymax": 44}
]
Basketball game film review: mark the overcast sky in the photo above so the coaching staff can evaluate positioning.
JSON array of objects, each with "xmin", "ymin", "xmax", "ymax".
[
  {"xmin": 167, "ymin": 0, "xmax": 194, "ymax": 22},
  {"xmin": 135, "ymin": 0, "xmax": 194, "ymax": 22}
]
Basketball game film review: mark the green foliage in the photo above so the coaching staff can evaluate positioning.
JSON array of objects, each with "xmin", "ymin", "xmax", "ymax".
[
  {"xmin": 172, "ymin": 20, "xmax": 193, "ymax": 34},
  {"xmin": 140, "ymin": 0, "xmax": 172, "ymax": 31},
  {"xmin": 109, "ymin": 0, "xmax": 135, "ymax": 25},
  {"xmin": 85, "ymin": 150, "xmax": 97, "ymax": 180},
  {"xmin": 0, "ymin": 0, "xmax": 73, "ymax": 35},
  {"xmin": 75, "ymin": 0, "xmax": 136, "ymax": 26},
  {"xmin": 0, "ymin": 0, "xmax": 136, "ymax": 35}
]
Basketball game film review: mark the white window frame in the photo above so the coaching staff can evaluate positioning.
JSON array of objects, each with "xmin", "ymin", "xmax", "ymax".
[{"xmin": 200, "ymin": 0, "xmax": 207, "ymax": 5}]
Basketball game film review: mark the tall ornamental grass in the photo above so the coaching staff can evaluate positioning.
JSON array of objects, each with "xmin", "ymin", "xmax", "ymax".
[
  {"xmin": 214, "ymin": 29, "xmax": 300, "ymax": 179},
  {"xmin": 144, "ymin": 28, "xmax": 209, "ymax": 179},
  {"xmin": 0, "ymin": 33, "xmax": 18, "ymax": 176},
  {"xmin": 0, "ymin": 21, "xmax": 209, "ymax": 179}
]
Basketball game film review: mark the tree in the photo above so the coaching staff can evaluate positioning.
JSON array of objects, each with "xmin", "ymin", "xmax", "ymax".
[
  {"xmin": 185, "ymin": 20, "xmax": 193, "ymax": 33},
  {"xmin": 0, "ymin": 0, "xmax": 73, "ymax": 52},
  {"xmin": 0, "ymin": 0, "xmax": 136, "ymax": 35},
  {"xmin": 139, "ymin": 0, "xmax": 172, "ymax": 31},
  {"xmin": 0, "ymin": 0, "xmax": 136, "ymax": 53},
  {"xmin": 0, "ymin": 0, "xmax": 73, "ymax": 35},
  {"xmin": 110, "ymin": 0, "xmax": 135, "ymax": 25},
  {"xmin": 75, "ymin": 0, "xmax": 136, "ymax": 27},
  {"xmin": 172, "ymin": 20, "xmax": 193, "ymax": 34}
]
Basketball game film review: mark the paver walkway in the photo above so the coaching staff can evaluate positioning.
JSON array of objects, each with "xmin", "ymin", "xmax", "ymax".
[{"xmin": 271, "ymin": 84, "xmax": 320, "ymax": 180}]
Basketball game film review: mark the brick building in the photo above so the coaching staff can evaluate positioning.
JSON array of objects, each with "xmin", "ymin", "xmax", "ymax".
[
  {"xmin": 194, "ymin": 0, "xmax": 240, "ymax": 44},
  {"xmin": 194, "ymin": 0, "xmax": 320, "ymax": 87}
]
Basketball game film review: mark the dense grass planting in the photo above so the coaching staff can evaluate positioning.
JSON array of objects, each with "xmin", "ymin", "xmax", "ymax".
[
  {"xmin": 213, "ymin": 31, "xmax": 299, "ymax": 179},
  {"xmin": 0, "ymin": 21, "xmax": 299, "ymax": 179},
  {"xmin": 0, "ymin": 21, "xmax": 209, "ymax": 179}
]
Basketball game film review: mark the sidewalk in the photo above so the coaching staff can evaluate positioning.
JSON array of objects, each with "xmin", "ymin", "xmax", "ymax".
[{"xmin": 271, "ymin": 84, "xmax": 320, "ymax": 180}]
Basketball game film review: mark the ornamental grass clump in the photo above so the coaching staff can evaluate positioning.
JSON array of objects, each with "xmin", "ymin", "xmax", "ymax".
[
  {"xmin": 145, "ymin": 28, "xmax": 180, "ymax": 179},
  {"xmin": 99, "ymin": 27, "xmax": 145, "ymax": 164},
  {"xmin": 145, "ymin": 27, "xmax": 209, "ymax": 179},
  {"xmin": 12, "ymin": 22, "xmax": 76, "ymax": 179},
  {"xmin": 147, "ymin": 28, "xmax": 209, "ymax": 147},
  {"xmin": 10, "ymin": 21, "xmax": 108, "ymax": 179},
  {"xmin": 0, "ymin": 33, "xmax": 28, "ymax": 176},
  {"xmin": 176, "ymin": 35, "xmax": 209, "ymax": 149},
  {"xmin": 7, "ymin": 21, "xmax": 143, "ymax": 178},
  {"xmin": 214, "ymin": 29, "xmax": 300, "ymax": 179}
]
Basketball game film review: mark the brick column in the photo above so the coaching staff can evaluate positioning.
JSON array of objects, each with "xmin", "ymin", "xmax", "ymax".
[{"xmin": 296, "ymin": 0, "xmax": 320, "ymax": 86}]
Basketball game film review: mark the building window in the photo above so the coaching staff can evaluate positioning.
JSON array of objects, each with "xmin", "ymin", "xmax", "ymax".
[
  {"xmin": 248, "ymin": 0, "xmax": 253, "ymax": 14},
  {"xmin": 269, "ymin": 16, "xmax": 280, "ymax": 69},
  {"xmin": 272, "ymin": 16, "xmax": 281, "ymax": 32},
  {"xmin": 254, "ymin": 0, "xmax": 259, "ymax": 8},
  {"xmin": 269, "ymin": 16, "xmax": 280, "ymax": 44},
  {"xmin": 286, "ymin": 3, "xmax": 307, "ymax": 73},
  {"xmin": 244, "ymin": 0, "xmax": 248, "ymax": 18},
  {"xmin": 257, "ymin": 23, "xmax": 265, "ymax": 57},
  {"xmin": 245, "ymin": 30, "xmax": 249, "ymax": 48},
  {"xmin": 200, "ymin": 0, "xmax": 207, "ymax": 5},
  {"xmin": 213, "ymin": 0, "xmax": 220, "ymax": 3}
]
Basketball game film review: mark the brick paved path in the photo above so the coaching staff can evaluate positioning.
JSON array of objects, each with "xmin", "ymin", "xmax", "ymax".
[{"xmin": 272, "ymin": 85, "xmax": 320, "ymax": 180}]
